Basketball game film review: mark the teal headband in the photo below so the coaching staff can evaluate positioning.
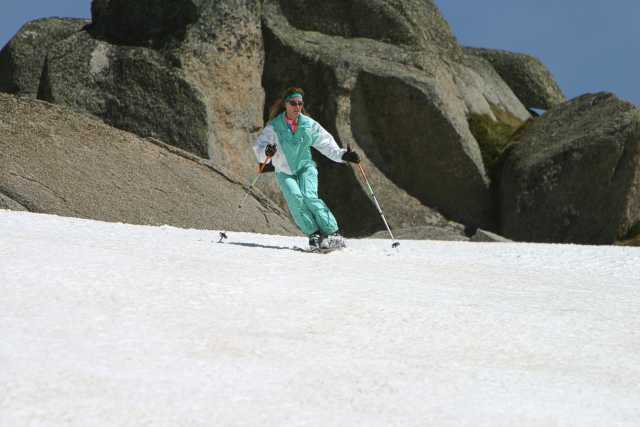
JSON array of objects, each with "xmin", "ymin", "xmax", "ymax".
[{"xmin": 285, "ymin": 92, "xmax": 303, "ymax": 101}]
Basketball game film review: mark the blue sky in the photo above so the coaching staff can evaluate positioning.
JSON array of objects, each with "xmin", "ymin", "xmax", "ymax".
[
  {"xmin": 436, "ymin": 1, "xmax": 640, "ymax": 107},
  {"xmin": 1, "ymin": 1, "xmax": 639, "ymax": 106}
]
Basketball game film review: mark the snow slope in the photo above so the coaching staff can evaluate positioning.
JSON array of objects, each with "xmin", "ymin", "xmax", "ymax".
[{"xmin": 1, "ymin": 210, "xmax": 639, "ymax": 426}]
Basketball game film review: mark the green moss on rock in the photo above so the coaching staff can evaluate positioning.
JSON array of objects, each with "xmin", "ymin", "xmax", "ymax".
[
  {"xmin": 617, "ymin": 222, "xmax": 640, "ymax": 246},
  {"xmin": 468, "ymin": 113, "xmax": 520, "ymax": 180}
]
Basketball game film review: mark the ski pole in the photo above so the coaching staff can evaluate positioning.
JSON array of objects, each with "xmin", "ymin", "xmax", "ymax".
[
  {"xmin": 237, "ymin": 156, "xmax": 272, "ymax": 210},
  {"xmin": 219, "ymin": 156, "xmax": 272, "ymax": 243},
  {"xmin": 355, "ymin": 163, "xmax": 400, "ymax": 249}
]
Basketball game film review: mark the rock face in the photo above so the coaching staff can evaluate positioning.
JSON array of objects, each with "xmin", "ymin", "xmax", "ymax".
[
  {"xmin": 174, "ymin": 0, "xmax": 266, "ymax": 175},
  {"xmin": 465, "ymin": 47, "xmax": 565, "ymax": 110},
  {"xmin": 275, "ymin": 0, "xmax": 459, "ymax": 52},
  {"xmin": 0, "ymin": 18, "xmax": 88, "ymax": 97},
  {"xmin": 10, "ymin": 1, "xmax": 266, "ymax": 184},
  {"xmin": 453, "ymin": 53, "xmax": 531, "ymax": 127},
  {"xmin": 500, "ymin": 93, "xmax": 640, "ymax": 244},
  {"xmin": 12, "ymin": 1, "xmax": 615, "ymax": 242},
  {"xmin": 40, "ymin": 31, "xmax": 210, "ymax": 157},
  {"xmin": 0, "ymin": 93, "xmax": 297, "ymax": 234},
  {"xmin": 262, "ymin": 0, "xmax": 529, "ymax": 234},
  {"xmin": 91, "ymin": 0, "xmax": 198, "ymax": 47}
]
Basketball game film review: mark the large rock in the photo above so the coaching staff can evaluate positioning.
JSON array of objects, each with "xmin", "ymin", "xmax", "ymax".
[
  {"xmin": 275, "ymin": 0, "xmax": 458, "ymax": 52},
  {"xmin": 33, "ymin": 0, "xmax": 265, "ymax": 182},
  {"xmin": 500, "ymin": 93, "xmax": 640, "ymax": 244},
  {"xmin": 0, "ymin": 1, "xmax": 536, "ymax": 238},
  {"xmin": 40, "ymin": 31, "xmax": 210, "ymax": 157},
  {"xmin": 262, "ymin": 0, "xmax": 530, "ymax": 233},
  {"xmin": 175, "ymin": 0, "xmax": 265, "ymax": 175},
  {"xmin": 0, "ymin": 93, "xmax": 297, "ymax": 234},
  {"xmin": 0, "ymin": 18, "xmax": 88, "ymax": 97},
  {"xmin": 91, "ymin": 0, "xmax": 198, "ymax": 47},
  {"xmin": 453, "ymin": 52, "xmax": 531, "ymax": 127},
  {"xmin": 348, "ymin": 71, "xmax": 495, "ymax": 231},
  {"xmin": 465, "ymin": 47, "xmax": 565, "ymax": 110}
]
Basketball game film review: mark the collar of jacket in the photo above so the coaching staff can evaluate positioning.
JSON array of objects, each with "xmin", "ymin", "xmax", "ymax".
[{"xmin": 278, "ymin": 111, "xmax": 311, "ymax": 129}]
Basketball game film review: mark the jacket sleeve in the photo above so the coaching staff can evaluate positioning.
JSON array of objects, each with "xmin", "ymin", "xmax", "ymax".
[
  {"xmin": 310, "ymin": 121, "xmax": 347, "ymax": 163},
  {"xmin": 254, "ymin": 124, "xmax": 277, "ymax": 163}
]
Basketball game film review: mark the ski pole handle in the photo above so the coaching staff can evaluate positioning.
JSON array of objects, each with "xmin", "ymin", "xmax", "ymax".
[{"xmin": 257, "ymin": 156, "xmax": 273, "ymax": 174}]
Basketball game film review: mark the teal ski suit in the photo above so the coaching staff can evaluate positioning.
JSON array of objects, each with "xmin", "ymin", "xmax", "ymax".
[{"xmin": 254, "ymin": 112, "xmax": 347, "ymax": 236}]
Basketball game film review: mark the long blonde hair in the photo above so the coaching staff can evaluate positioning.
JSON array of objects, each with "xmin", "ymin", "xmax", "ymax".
[{"xmin": 268, "ymin": 87, "xmax": 306, "ymax": 121}]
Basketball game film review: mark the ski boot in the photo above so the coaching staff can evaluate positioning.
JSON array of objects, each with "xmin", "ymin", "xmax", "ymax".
[
  {"xmin": 321, "ymin": 231, "xmax": 345, "ymax": 249},
  {"xmin": 308, "ymin": 231, "xmax": 322, "ymax": 250}
]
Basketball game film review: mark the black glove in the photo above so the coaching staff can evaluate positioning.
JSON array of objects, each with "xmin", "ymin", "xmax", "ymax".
[
  {"xmin": 265, "ymin": 144, "xmax": 277, "ymax": 157},
  {"xmin": 342, "ymin": 145, "xmax": 361, "ymax": 163}
]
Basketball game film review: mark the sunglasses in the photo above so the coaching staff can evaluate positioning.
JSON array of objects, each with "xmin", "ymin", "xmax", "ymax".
[{"xmin": 288, "ymin": 101, "xmax": 304, "ymax": 107}]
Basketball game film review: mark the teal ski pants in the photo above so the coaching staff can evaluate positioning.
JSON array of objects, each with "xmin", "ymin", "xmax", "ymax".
[{"xmin": 276, "ymin": 165, "xmax": 339, "ymax": 236}]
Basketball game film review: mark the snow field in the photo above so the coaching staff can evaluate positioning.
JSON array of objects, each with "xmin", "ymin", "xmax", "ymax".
[{"xmin": 1, "ymin": 210, "xmax": 639, "ymax": 426}]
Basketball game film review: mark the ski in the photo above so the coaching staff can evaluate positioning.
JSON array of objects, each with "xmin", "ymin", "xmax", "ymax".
[
  {"xmin": 218, "ymin": 232, "xmax": 346, "ymax": 254},
  {"xmin": 293, "ymin": 246, "xmax": 344, "ymax": 254}
]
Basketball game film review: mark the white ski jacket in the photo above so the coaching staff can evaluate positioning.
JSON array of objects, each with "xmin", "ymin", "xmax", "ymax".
[{"xmin": 254, "ymin": 113, "xmax": 346, "ymax": 175}]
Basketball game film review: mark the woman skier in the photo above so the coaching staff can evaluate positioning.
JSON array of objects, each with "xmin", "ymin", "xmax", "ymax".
[{"xmin": 254, "ymin": 87, "xmax": 361, "ymax": 250}]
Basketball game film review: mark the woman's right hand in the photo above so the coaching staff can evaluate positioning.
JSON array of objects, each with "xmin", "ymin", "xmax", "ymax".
[{"xmin": 265, "ymin": 144, "xmax": 277, "ymax": 157}]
